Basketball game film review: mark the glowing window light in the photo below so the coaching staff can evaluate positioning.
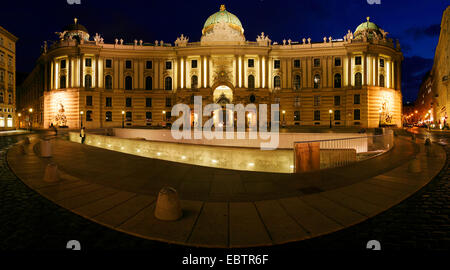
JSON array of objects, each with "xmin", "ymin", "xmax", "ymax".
[
  {"xmin": 290, "ymin": 165, "xmax": 294, "ymax": 169},
  {"xmin": 212, "ymin": 159, "xmax": 218, "ymax": 164},
  {"xmin": 157, "ymin": 152, "xmax": 161, "ymax": 156},
  {"xmin": 248, "ymin": 162, "xmax": 255, "ymax": 166},
  {"xmin": 136, "ymin": 149, "xmax": 141, "ymax": 153},
  {"xmin": 181, "ymin": 156, "xmax": 186, "ymax": 160}
]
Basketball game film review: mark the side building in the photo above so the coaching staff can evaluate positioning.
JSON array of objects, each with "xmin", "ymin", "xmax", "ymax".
[
  {"xmin": 0, "ymin": 25, "xmax": 18, "ymax": 130},
  {"xmin": 17, "ymin": 5, "xmax": 403, "ymax": 130},
  {"xmin": 432, "ymin": 6, "xmax": 450, "ymax": 127}
]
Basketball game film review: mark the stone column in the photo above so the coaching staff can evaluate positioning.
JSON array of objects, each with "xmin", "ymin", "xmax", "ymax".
[
  {"xmin": 363, "ymin": 53, "xmax": 367, "ymax": 86},
  {"xmin": 347, "ymin": 54, "xmax": 352, "ymax": 87},
  {"xmin": 375, "ymin": 55, "xmax": 379, "ymax": 86}
]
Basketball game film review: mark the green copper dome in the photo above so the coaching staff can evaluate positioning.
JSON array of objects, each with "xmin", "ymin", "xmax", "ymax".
[
  {"xmin": 354, "ymin": 17, "xmax": 384, "ymax": 40},
  {"xmin": 202, "ymin": 5, "xmax": 244, "ymax": 35}
]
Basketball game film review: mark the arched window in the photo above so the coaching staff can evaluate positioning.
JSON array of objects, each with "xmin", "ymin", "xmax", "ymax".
[
  {"xmin": 125, "ymin": 76, "xmax": 133, "ymax": 90},
  {"xmin": 145, "ymin": 76, "xmax": 152, "ymax": 90},
  {"xmin": 334, "ymin": 73, "xmax": 341, "ymax": 88},
  {"xmin": 60, "ymin": 76, "xmax": 66, "ymax": 89},
  {"xmin": 105, "ymin": 75, "xmax": 112, "ymax": 89},
  {"xmin": 85, "ymin": 74, "xmax": 92, "ymax": 88},
  {"xmin": 313, "ymin": 74, "xmax": 320, "ymax": 89},
  {"xmin": 165, "ymin": 77, "xmax": 172, "ymax": 90},
  {"xmin": 105, "ymin": 111, "xmax": 112, "ymax": 122},
  {"xmin": 355, "ymin": 72, "xmax": 362, "ymax": 88},
  {"xmin": 191, "ymin": 75, "xmax": 198, "ymax": 89},
  {"xmin": 274, "ymin": 76, "xmax": 281, "ymax": 89},
  {"xmin": 379, "ymin": 74, "xmax": 385, "ymax": 87},
  {"xmin": 293, "ymin": 75, "xmax": 301, "ymax": 90},
  {"xmin": 248, "ymin": 75, "xmax": 255, "ymax": 89}
]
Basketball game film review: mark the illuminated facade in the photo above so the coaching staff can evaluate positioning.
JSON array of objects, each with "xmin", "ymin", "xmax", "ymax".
[
  {"xmin": 0, "ymin": 26, "xmax": 18, "ymax": 130},
  {"xmin": 430, "ymin": 6, "xmax": 450, "ymax": 127},
  {"xmin": 18, "ymin": 5, "xmax": 403, "ymax": 129}
]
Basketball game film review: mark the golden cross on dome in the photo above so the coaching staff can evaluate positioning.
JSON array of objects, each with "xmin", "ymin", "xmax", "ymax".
[
  {"xmin": 220, "ymin": 4, "xmax": 225, "ymax": 11},
  {"xmin": 74, "ymin": 17, "xmax": 78, "ymax": 24},
  {"xmin": 366, "ymin": 16, "xmax": 370, "ymax": 21}
]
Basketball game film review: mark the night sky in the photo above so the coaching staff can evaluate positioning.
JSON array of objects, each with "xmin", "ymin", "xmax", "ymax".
[{"xmin": 1, "ymin": 0, "xmax": 448, "ymax": 103}]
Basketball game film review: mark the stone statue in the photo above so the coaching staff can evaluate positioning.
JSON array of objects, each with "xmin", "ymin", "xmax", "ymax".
[
  {"xmin": 115, "ymin": 38, "xmax": 118, "ymax": 45},
  {"xmin": 120, "ymin": 38, "xmax": 124, "ymax": 45},
  {"xmin": 307, "ymin": 38, "xmax": 311, "ymax": 44},
  {"xmin": 302, "ymin": 38, "xmax": 306, "ymax": 44}
]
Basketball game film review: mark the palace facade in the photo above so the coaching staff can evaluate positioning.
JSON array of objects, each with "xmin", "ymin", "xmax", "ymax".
[
  {"xmin": 0, "ymin": 25, "xmax": 18, "ymax": 130},
  {"xmin": 18, "ymin": 5, "xmax": 403, "ymax": 129}
]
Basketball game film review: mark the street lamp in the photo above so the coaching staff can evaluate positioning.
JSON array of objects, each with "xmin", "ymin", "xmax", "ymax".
[
  {"xmin": 18, "ymin": 113, "xmax": 21, "ymax": 129},
  {"xmin": 80, "ymin": 111, "xmax": 84, "ymax": 129},
  {"xmin": 28, "ymin": 108, "xmax": 33, "ymax": 131},
  {"xmin": 329, "ymin": 109, "xmax": 333, "ymax": 128},
  {"xmin": 282, "ymin": 110, "xmax": 286, "ymax": 127},
  {"xmin": 122, "ymin": 110, "xmax": 125, "ymax": 128}
]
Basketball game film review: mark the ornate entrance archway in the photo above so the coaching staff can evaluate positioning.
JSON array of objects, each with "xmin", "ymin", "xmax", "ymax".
[{"xmin": 213, "ymin": 85, "xmax": 234, "ymax": 127}]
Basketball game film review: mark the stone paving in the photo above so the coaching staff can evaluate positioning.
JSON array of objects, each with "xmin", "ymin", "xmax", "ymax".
[{"xmin": 4, "ymin": 134, "xmax": 446, "ymax": 249}]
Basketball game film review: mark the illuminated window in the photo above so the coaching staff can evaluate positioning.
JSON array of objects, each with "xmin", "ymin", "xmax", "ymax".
[
  {"xmin": 248, "ymin": 75, "xmax": 255, "ymax": 89},
  {"xmin": 191, "ymin": 75, "xmax": 198, "ymax": 89},
  {"xmin": 60, "ymin": 76, "xmax": 66, "ymax": 89},
  {"xmin": 145, "ymin": 76, "xmax": 152, "ymax": 90},
  {"xmin": 355, "ymin": 72, "xmax": 362, "ymax": 88},
  {"xmin": 105, "ymin": 75, "xmax": 112, "ymax": 89},
  {"xmin": 85, "ymin": 74, "xmax": 92, "ymax": 88},
  {"xmin": 334, "ymin": 73, "xmax": 341, "ymax": 88},
  {"xmin": 314, "ymin": 74, "xmax": 320, "ymax": 88},
  {"xmin": 125, "ymin": 76, "xmax": 132, "ymax": 90},
  {"xmin": 105, "ymin": 111, "xmax": 112, "ymax": 122},
  {"xmin": 165, "ymin": 77, "xmax": 172, "ymax": 90},
  {"xmin": 274, "ymin": 76, "xmax": 281, "ymax": 88}
]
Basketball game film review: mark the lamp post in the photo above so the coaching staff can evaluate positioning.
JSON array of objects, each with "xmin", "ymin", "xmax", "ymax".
[
  {"xmin": 28, "ymin": 108, "xmax": 33, "ymax": 131},
  {"xmin": 282, "ymin": 110, "xmax": 286, "ymax": 127},
  {"xmin": 329, "ymin": 109, "xmax": 332, "ymax": 128},
  {"xmin": 121, "ymin": 110, "xmax": 125, "ymax": 128},
  {"xmin": 18, "ymin": 113, "xmax": 21, "ymax": 129},
  {"xmin": 378, "ymin": 108, "xmax": 382, "ymax": 128},
  {"xmin": 80, "ymin": 111, "xmax": 84, "ymax": 129}
]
